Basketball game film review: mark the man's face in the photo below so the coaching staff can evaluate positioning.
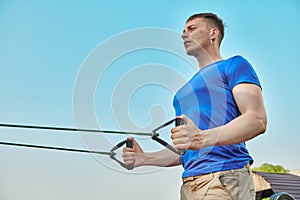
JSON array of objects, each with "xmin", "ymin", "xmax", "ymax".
[{"xmin": 181, "ymin": 18, "xmax": 211, "ymax": 56}]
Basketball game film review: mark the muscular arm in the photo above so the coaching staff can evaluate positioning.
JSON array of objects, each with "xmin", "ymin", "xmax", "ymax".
[
  {"xmin": 122, "ymin": 138, "xmax": 181, "ymax": 168},
  {"xmin": 206, "ymin": 83, "xmax": 267, "ymax": 146},
  {"xmin": 171, "ymin": 83, "xmax": 267, "ymax": 150},
  {"xmin": 141, "ymin": 148, "xmax": 181, "ymax": 167}
]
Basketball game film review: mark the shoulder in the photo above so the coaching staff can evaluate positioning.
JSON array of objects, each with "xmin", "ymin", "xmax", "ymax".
[
  {"xmin": 217, "ymin": 55, "xmax": 249, "ymax": 71},
  {"xmin": 224, "ymin": 55, "xmax": 254, "ymax": 71},
  {"xmin": 225, "ymin": 55, "xmax": 261, "ymax": 90},
  {"xmin": 215, "ymin": 55, "xmax": 247, "ymax": 75},
  {"xmin": 227, "ymin": 55, "xmax": 249, "ymax": 64}
]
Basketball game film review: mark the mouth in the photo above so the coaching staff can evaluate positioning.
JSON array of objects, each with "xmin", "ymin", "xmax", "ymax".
[{"xmin": 184, "ymin": 40, "xmax": 191, "ymax": 47}]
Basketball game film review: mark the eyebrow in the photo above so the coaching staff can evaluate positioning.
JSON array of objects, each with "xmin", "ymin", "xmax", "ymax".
[{"xmin": 183, "ymin": 24, "xmax": 197, "ymax": 33}]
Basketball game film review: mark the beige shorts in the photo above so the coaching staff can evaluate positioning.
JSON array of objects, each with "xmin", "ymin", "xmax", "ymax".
[{"xmin": 180, "ymin": 164, "xmax": 256, "ymax": 200}]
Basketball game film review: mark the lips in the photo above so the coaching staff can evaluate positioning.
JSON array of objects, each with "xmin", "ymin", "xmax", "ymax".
[{"xmin": 184, "ymin": 40, "xmax": 191, "ymax": 47}]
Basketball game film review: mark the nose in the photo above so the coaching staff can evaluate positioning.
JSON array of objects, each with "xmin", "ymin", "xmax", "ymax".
[{"xmin": 181, "ymin": 31, "xmax": 188, "ymax": 40}]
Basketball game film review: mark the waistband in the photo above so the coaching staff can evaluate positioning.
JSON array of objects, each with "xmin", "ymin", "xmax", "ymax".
[{"xmin": 182, "ymin": 163, "xmax": 251, "ymax": 184}]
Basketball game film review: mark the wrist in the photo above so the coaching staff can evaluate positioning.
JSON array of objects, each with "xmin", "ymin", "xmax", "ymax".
[
  {"xmin": 134, "ymin": 152, "xmax": 146, "ymax": 167},
  {"xmin": 194, "ymin": 129, "xmax": 212, "ymax": 148},
  {"xmin": 204, "ymin": 127, "xmax": 222, "ymax": 147},
  {"xmin": 194, "ymin": 129, "xmax": 210, "ymax": 149},
  {"xmin": 203, "ymin": 129, "xmax": 212, "ymax": 147}
]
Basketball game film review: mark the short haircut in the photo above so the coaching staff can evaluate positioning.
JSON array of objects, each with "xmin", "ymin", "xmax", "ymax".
[{"xmin": 186, "ymin": 13, "xmax": 225, "ymax": 46}]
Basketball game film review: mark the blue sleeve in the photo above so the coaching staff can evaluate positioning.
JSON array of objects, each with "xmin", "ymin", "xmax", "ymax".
[{"xmin": 227, "ymin": 56, "xmax": 261, "ymax": 90}]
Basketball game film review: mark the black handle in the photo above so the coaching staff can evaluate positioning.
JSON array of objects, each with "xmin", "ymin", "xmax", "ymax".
[
  {"xmin": 175, "ymin": 118, "xmax": 186, "ymax": 155},
  {"xmin": 126, "ymin": 139, "xmax": 134, "ymax": 170},
  {"xmin": 175, "ymin": 118, "xmax": 185, "ymax": 126}
]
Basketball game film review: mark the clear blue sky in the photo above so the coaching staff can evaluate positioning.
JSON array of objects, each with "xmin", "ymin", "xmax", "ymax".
[{"xmin": 1, "ymin": 0, "xmax": 300, "ymax": 199}]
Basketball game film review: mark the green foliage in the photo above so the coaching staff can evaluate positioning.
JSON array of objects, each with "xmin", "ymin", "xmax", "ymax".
[{"xmin": 252, "ymin": 163, "xmax": 289, "ymax": 174}]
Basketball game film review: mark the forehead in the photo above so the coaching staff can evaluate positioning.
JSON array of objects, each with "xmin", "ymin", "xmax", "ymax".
[
  {"xmin": 185, "ymin": 18, "xmax": 207, "ymax": 27},
  {"xmin": 183, "ymin": 18, "xmax": 207, "ymax": 33}
]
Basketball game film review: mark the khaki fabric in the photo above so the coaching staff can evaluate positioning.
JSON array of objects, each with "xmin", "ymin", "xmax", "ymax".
[{"xmin": 180, "ymin": 165, "xmax": 255, "ymax": 200}]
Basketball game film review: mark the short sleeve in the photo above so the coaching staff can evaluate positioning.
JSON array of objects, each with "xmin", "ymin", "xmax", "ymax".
[{"xmin": 227, "ymin": 56, "xmax": 261, "ymax": 90}]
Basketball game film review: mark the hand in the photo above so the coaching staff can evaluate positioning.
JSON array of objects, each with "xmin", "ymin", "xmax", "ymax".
[
  {"xmin": 171, "ymin": 115, "xmax": 208, "ymax": 150},
  {"xmin": 122, "ymin": 138, "xmax": 144, "ymax": 168}
]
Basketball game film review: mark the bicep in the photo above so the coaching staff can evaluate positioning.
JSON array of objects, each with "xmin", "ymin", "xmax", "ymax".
[{"xmin": 232, "ymin": 83, "xmax": 266, "ymax": 116}]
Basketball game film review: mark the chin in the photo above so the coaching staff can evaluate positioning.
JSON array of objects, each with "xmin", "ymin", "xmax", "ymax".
[{"xmin": 186, "ymin": 49, "xmax": 197, "ymax": 56}]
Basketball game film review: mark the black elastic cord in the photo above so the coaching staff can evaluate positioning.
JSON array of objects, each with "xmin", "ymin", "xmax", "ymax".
[
  {"xmin": 0, "ymin": 123, "xmax": 151, "ymax": 136},
  {"xmin": 0, "ymin": 141, "xmax": 113, "ymax": 155},
  {"xmin": 0, "ymin": 118, "xmax": 185, "ymax": 169},
  {"xmin": 152, "ymin": 119, "xmax": 176, "ymax": 132},
  {"xmin": 151, "ymin": 136, "xmax": 179, "ymax": 154},
  {"xmin": 151, "ymin": 118, "xmax": 186, "ymax": 155}
]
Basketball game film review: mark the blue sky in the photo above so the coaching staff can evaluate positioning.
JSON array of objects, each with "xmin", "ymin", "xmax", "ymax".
[{"xmin": 1, "ymin": 0, "xmax": 300, "ymax": 199}]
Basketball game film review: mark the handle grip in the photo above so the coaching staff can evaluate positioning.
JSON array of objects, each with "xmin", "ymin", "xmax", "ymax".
[
  {"xmin": 126, "ymin": 139, "xmax": 134, "ymax": 170},
  {"xmin": 175, "ymin": 118, "xmax": 186, "ymax": 155},
  {"xmin": 175, "ymin": 118, "xmax": 186, "ymax": 126}
]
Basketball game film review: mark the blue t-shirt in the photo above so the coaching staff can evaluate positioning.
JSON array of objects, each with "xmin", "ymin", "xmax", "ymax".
[{"xmin": 173, "ymin": 55, "xmax": 261, "ymax": 178}]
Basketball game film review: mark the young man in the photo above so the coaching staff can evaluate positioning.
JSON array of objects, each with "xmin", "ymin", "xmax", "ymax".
[{"xmin": 122, "ymin": 13, "xmax": 267, "ymax": 200}]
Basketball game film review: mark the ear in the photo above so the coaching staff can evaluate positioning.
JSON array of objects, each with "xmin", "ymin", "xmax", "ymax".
[{"xmin": 210, "ymin": 28, "xmax": 219, "ymax": 41}]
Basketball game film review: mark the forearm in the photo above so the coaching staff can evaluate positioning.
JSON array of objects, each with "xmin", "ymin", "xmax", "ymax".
[
  {"xmin": 205, "ymin": 111, "xmax": 267, "ymax": 146},
  {"xmin": 141, "ymin": 148, "xmax": 181, "ymax": 167}
]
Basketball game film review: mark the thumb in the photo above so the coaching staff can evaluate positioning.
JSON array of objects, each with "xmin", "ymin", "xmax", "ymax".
[
  {"xmin": 178, "ymin": 114, "xmax": 193, "ymax": 124},
  {"xmin": 127, "ymin": 138, "xmax": 143, "ymax": 153}
]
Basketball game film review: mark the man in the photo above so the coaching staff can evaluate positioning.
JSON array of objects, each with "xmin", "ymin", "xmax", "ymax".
[{"xmin": 122, "ymin": 13, "xmax": 267, "ymax": 200}]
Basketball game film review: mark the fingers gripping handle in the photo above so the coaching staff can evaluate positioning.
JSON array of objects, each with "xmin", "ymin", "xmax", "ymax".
[
  {"xmin": 109, "ymin": 139, "xmax": 134, "ymax": 170},
  {"xmin": 175, "ymin": 118, "xmax": 186, "ymax": 155},
  {"xmin": 126, "ymin": 139, "xmax": 134, "ymax": 170}
]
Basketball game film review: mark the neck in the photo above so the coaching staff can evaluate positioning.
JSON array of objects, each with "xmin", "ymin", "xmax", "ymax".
[{"xmin": 195, "ymin": 46, "xmax": 223, "ymax": 69}]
